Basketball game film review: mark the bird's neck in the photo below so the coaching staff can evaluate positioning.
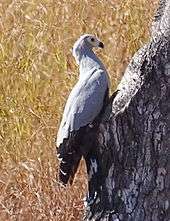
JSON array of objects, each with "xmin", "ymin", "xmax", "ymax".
[{"xmin": 78, "ymin": 49, "xmax": 105, "ymax": 78}]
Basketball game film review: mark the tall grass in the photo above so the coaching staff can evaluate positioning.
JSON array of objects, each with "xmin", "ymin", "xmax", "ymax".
[{"xmin": 0, "ymin": 0, "xmax": 158, "ymax": 220}]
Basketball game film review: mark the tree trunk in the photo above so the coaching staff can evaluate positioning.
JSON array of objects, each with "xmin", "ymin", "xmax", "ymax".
[{"xmin": 83, "ymin": 1, "xmax": 170, "ymax": 220}]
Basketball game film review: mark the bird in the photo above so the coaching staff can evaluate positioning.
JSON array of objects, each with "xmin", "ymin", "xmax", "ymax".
[{"xmin": 56, "ymin": 34, "xmax": 110, "ymax": 185}]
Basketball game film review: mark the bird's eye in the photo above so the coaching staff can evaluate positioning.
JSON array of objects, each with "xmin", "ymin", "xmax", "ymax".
[{"xmin": 91, "ymin": 38, "xmax": 95, "ymax": 42}]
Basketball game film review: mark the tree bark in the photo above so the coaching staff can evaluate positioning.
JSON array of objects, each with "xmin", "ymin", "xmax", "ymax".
[{"xmin": 83, "ymin": 1, "xmax": 170, "ymax": 220}]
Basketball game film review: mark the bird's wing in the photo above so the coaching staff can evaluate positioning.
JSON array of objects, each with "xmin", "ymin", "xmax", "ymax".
[{"xmin": 56, "ymin": 68, "xmax": 109, "ymax": 146}]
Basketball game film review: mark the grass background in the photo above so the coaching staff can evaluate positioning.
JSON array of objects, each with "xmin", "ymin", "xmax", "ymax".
[{"xmin": 0, "ymin": 0, "xmax": 158, "ymax": 220}]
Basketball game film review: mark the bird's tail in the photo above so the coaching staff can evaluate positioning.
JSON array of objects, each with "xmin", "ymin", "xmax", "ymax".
[{"xmin": 57, "ymin": 141, "xmax": 82, "ymax": 185}]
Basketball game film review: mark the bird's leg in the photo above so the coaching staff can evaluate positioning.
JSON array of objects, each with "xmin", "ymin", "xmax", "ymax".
[
  {"xmin": 79, "ymin": 125, "xmax": 102, "ymax": 206},
  {"xmin": 83, "ymin": 147, "xmax": 102, "ymax": 207}
]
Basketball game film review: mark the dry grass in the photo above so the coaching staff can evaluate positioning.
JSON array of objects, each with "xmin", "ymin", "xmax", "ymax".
[{"xmin": 0, "ymin": 0, "xmax": 158, "ymax": 220}]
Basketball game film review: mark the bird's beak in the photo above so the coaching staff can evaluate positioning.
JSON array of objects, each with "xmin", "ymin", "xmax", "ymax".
[{"xmin": 98, "ymin": 41, "xmax": 104, "ymax": 49}]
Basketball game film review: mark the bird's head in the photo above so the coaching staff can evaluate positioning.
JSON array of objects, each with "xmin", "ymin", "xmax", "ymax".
[
  {"xmin": 72, "ymin": 34, "xmax": 104, "ymax": 64},
  {"xmin": 85, "ymin": 34, "xmax": 104, "ymax": 49}
]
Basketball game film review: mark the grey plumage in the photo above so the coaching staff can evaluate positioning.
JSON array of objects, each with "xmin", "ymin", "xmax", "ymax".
[{"xmin": 56, "ymin": 34, "xmax": 110, "ymax": 185}]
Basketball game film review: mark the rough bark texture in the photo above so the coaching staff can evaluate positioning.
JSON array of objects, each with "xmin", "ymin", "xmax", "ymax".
[{"xmin": 83, "ymin": 1, "xmax": 170, "ymax": 220}]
